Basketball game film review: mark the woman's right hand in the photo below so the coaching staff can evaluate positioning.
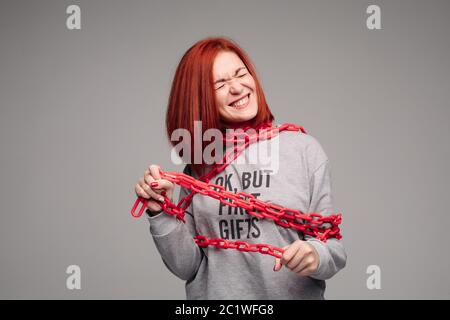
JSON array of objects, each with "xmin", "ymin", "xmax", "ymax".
[{"xmin": 134, "ymin": 164, "xmax": 175, "ymax": 214}]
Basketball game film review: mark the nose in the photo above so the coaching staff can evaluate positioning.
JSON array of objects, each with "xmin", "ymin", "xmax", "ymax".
[{"xmin": 228, "ymin": 78, "xmax": 244, "ymax": 94}]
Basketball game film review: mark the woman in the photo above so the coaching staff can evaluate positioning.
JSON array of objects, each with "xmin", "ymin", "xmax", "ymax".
[{"xmin": 134, "ymin": 37, "xmax": 346, "ymax": 299}]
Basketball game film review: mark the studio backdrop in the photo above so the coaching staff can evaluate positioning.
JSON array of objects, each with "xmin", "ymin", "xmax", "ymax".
[{"xmin": 0, "ymin": 0, "xmax": 449, "ymax": 299}]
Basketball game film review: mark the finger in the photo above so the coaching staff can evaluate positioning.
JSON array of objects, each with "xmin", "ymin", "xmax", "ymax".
[
  {"xmin": 144, "ymin": 172, "xmax": 165, "ymax": 196},
  {"xmin": 273, "ymin": 246, "xmax": 289, "ymax": 272},
  {"xmin": 273, "ymin": 258, "xmax": 281, "ymax": 272},
  {"xmin": 143, "ymin": 178, "xmax": 165, "ymax": 201},
  {"xmin": 150, "ymin": 179, "xmax": 174, "ymax": 191},
  {"xmin": 140, "ymin": 179, "xmax": 165, "ymax": 202},
  {"xmin": 135, "ymin": 184, "xmax": 150, "ymax": 199},
  {"xmin": 143, "ymin": 168, "xmax": 154, "ymax": 183},
  {"xmin": 296, "ymin": 259, "xmax": 317, "ymax": 277},
  {"xmin": 149, "ymin": 164, "xmax": 162, "ymax": 181},
  {"xmin": 292, "ymin": 254, "xmax": 312, "ymax": 274},
  {"xmin": 146, "ymin": 199, "xmax": 163, "ymax": 212},
  {"xmin": 286, "ymin": 249, "xmax": 305, "ymax": 270},
  {"xmin": 281, "ymin": 241, "xmax": 302, "ymax": 266},
  {"xmin": 144, "ymin": 173, "xmax": 156, "ymax": 188}
]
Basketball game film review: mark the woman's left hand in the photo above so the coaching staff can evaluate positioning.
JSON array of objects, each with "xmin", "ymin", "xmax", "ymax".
[{"xmin": 273, "ymin": 240, "xmax": 320, "ymax": 277}]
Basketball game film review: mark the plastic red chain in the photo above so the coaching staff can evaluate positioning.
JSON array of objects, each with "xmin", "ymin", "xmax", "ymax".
[{"xmin": 131, "ymin": 123, "xmax": 343, "ymax": 258}]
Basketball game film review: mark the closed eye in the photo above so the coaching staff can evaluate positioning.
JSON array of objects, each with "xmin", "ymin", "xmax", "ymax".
[{"xmin": 214, "ymin": 73, "xmax": 248, "ymax": 90}]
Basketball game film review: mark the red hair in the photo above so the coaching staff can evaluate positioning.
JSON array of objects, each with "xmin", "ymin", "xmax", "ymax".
[{"xmin": 165, "ymin": 37, "xmax": 275, "ymax": 176}]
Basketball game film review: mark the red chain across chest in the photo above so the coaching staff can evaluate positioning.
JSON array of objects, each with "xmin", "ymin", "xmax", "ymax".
[{"xmin": 131, "ymin": 123, "xmax": 342, "ymax": 258}]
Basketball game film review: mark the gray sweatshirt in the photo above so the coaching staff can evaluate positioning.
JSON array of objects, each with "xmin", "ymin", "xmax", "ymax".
[{"xmin": 146, "ymin": 125, "xmax": 347, "ymax": 299}]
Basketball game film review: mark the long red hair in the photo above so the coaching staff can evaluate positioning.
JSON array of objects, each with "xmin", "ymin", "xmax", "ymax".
[{"xmin": 165, "ymin": 37, "xmax": 275, "ymax": 176}]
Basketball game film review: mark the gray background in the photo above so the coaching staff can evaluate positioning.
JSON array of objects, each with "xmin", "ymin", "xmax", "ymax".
[{"xmin": 0, "ymin": 0, "xmax": 449, "ymax": 299}]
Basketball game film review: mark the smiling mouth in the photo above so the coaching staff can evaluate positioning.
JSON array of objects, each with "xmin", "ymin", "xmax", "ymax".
[{"xmin": 228, "ymin": 93, "xmax": 250, "ymax": 109}]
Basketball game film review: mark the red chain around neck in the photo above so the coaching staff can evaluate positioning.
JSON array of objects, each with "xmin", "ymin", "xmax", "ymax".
[{"xmin": 131, "ymin": 122, "xmax": 342, "ymax": 258}]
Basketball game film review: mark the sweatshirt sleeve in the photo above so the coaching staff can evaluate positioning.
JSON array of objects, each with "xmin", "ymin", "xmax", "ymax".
[
  {"xmin": 147, "ymin": 165, "xmax": 204, "ymax": 281},
  {"xmin": 303, "ymin": 143, "xmax": 347, "ymax": 280}
]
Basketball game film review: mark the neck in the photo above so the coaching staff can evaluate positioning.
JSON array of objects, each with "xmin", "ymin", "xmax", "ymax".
[{"xmin": 222, "ymin": 119, "xmax": 255, "ymax": 130}]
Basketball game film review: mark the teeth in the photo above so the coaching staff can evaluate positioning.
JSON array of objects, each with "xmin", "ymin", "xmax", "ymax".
[{"xmin": 231, "ymin": 94, "xmax": 249, "ymax": 107}]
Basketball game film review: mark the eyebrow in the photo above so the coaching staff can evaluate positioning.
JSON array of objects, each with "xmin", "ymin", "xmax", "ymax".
[{"xmin": 214, "ymin": 67, "xmax": 247, "ymax": 84}]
